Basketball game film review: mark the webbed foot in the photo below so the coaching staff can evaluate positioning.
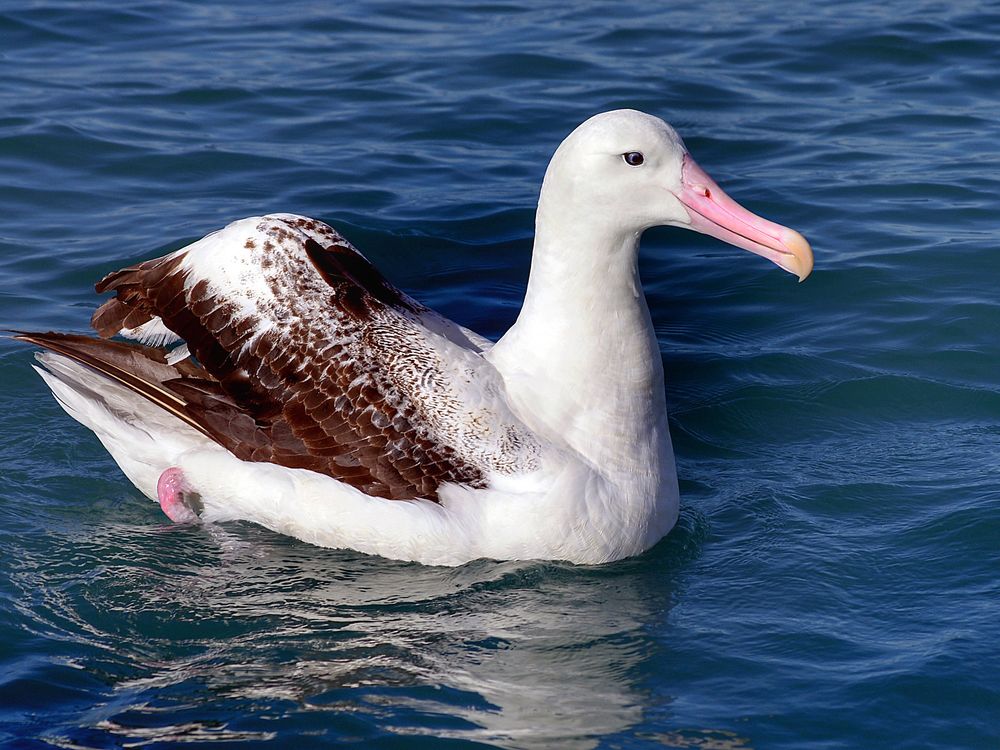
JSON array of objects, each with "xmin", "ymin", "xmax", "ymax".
[{"xmin": 156, "ymin": 466, "xmax": 203, "ymax": 524}]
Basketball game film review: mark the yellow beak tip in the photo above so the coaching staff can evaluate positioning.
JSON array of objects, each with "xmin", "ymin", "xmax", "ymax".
[{"xmin": 785, "ymin": 229, "xmax": 814, "ymax": 282}]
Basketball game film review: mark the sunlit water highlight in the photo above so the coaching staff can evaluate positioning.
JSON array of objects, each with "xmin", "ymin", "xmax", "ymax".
[{"xmin": 1, "ymin": 1, "xmax": 998, "ymax": 747}]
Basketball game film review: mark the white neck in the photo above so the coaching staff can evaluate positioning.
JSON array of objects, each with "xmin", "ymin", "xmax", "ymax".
[{"xmin": 489, "ymin": 181, "xmax": 671, "ymax": 481}]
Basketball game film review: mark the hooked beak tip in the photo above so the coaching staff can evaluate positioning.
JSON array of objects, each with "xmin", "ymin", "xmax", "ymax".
[{"xmin": 783, "ymin": 228, "xmax": 814, "ymax": 282}]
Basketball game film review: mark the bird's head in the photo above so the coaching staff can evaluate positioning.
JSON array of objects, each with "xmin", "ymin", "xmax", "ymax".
[{"xmin": 543, "ymin": 109, "xmax": 813, "ymax": 281}]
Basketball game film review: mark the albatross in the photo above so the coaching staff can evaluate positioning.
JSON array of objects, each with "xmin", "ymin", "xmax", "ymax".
[{"xmin": 18, "ymin": 110, "xmax": 812, "ymax": 566}]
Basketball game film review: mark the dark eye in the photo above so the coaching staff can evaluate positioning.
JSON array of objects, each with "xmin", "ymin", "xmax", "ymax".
[{"xmin": 623, "ymin": 151, "xmax": 644, "ymax": 166}]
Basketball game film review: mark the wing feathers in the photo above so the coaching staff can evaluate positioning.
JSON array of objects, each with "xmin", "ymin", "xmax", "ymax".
[
  {"xmin": 57, "ymin": 215, "xmax": 518, "ymax": 501},
  {"xmin": 15, "ymin": 332, "xmax": 213, "ymax": 439},
  {"xmin": 21, "ymin": 215, "xmax": 540, "ymax": 502}
]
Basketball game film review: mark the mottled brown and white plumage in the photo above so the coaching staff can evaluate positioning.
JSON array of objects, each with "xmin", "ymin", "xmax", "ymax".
[
  {"xmin": 20, "ymin": 110, "xmax": 812, "ymax": 565},
  {"xmin": 82, "ymin": 214, "xmax": 539, "ymax": 501}
]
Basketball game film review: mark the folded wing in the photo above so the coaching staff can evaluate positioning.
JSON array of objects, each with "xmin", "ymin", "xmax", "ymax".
[{"xmin": 39, "ymin": 214, "xmax": 538, "ymax": 501}]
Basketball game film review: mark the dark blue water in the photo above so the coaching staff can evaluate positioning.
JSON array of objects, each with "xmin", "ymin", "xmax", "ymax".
[{"xmin": 1, "ymin": 1, "xmax": 998, "ymax": 747}]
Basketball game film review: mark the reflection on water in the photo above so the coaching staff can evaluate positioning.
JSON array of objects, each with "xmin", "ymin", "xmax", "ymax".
[
  {"xmin": 2, "ymin": 0, "xmax": 999, "ymax": 745},
  {"xmin": 7, "ymin": 511, "xmax": 705, "ymax": 748}
]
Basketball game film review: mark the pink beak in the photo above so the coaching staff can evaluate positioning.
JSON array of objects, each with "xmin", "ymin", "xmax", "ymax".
[{"xmin": 676, "ymin": 154, "xmax": 813, "ymax": 281}]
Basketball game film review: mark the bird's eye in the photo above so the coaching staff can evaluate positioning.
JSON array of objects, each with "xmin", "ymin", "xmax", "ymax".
[{"xmin": 623, "ymin": 151, "xmax": 644, "ymax": 166}]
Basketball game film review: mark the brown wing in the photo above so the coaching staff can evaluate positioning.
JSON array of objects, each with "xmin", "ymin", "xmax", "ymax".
[
  {"xmin": 14, "ymin": 331, "xmax": 218, "ymax": 439},
  {"xmin": 86, "ymin": 214, "xmax": 494, "ymax": 501}
]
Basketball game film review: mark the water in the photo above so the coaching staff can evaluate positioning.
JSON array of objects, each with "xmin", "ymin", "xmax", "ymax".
[{"xmin": 1, "ymin": 0, "xmax": 997, "ymax": 747}]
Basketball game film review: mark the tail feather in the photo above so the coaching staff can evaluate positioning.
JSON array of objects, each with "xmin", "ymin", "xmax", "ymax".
[
  {"xmin": 15, "ymin": 331, "xmax": 295, "ymax": 474},
  {"xmin": 14, "ymin": 331, "xmax": 214, "ymax": 440},
  {"xmin": 25, "ymin": 346, "xmax": 215, "ymax": 500}
]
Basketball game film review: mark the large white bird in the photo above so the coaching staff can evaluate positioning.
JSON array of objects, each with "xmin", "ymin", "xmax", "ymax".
[{"xmin": 19, "ymin": 110, "xmax": 812, "ymax": 566}]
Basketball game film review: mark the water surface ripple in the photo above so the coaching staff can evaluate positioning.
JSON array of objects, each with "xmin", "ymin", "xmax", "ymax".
[{"xmin": 1, "ymin": 1, "xmax": 997, "ymax": 748}]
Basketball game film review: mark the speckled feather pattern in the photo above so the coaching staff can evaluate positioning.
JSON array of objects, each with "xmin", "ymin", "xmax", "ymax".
[
  {"xmin": 90, "ymin": 214, "xmax": 540, "ymax": 501},
  {"xmin": 21, "ymin": 112, "xmax": 698, "ymax": 565}
]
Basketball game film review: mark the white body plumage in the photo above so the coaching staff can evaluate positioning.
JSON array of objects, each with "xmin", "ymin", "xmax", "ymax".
[{"xmin": 27, "ymin": 110, "xmax": 811, "ymax": 565}]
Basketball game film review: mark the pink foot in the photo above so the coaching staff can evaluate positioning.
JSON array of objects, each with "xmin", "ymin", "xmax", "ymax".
[{"xmin": 156, "ymin": 467, "xmax": 202, "ymax": 524}]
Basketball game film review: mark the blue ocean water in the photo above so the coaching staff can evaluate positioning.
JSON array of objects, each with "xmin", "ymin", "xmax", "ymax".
[{"xmin": 1, "ymin": 0, "xmax": 998, "ymax": 747}]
